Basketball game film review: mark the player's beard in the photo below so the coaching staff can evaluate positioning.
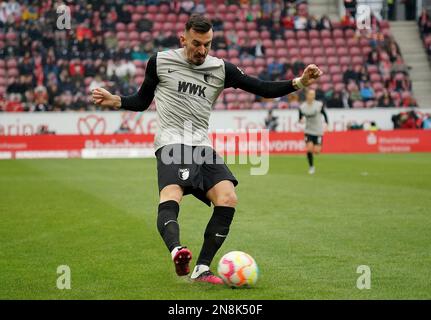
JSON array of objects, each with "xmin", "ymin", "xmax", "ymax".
[{"xmin": 193, "ymin": 55, "xmax": 205, "ymax": 65}]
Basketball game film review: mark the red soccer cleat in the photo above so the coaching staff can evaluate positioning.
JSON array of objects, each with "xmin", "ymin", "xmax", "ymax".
[
  {"xmin": 173, "ymin": 247, "xmax": 192, "ymax": 276},
  {"xmin": 192, "ymin": 271, "xmax": 224, "ymax": 285}
]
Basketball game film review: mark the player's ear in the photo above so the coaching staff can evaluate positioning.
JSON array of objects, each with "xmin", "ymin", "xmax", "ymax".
[{"xmin": 179, "ymin": 34, "xmax": 186, "ymax": 47}]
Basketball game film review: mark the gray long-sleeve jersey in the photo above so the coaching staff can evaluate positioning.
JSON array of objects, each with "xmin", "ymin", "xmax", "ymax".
[
  {"xmin": 121, "ymin": 48, "xmax": 298, "ymax": 151},
  {"xmin": 299, "ymin": 100, "xmax": 329, "ymax": 136}
]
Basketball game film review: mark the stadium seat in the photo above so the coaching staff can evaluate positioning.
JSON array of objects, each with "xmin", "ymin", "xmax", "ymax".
[
  {"xmin": 327, "ymin": 56, "xmax": 338, "ymax": 65},
  {"xmin": 320, "ymin": 29, "xmax": 331, "ymax": 39},
  {"xmin": 284, "ymin": 30, "xmax": 295, "ymax": 40},
  {"xmin": 332, "ymin": 74, "xmax": 343, "ymax": 83},
  {"xmin": 334, "ymin": 83, "xmax": 345, "ymax": 92},
  {"xmin": 333, "ymin": 29, "xmax": 344, "ymax": 39},
  {"xmin": 274, "ymin": 39, "xmax": 285, "ymax": 48},
  {"xmin": 286, "ymin": 38, "xmax": 297, "ymax": 48},
  {"xmin": 296, "ymin": 30, "xmax": 308, "ymax": 39},
  {"xmin": 336, "ymin": 47, "xmax": 349, "ymax": 56},
  {"xmin": 339, "ymin": 56, "xmax": 350, "ymax": 66},
  {"xmin": 310, "ymin": 38, "xmax": 321, "ymax": 48},
  {"xmin": 352, "ymin": 56, "xmax": 364, "ymax": 65},
  {"xmin": 309, "ymin": 30, "xmax": 319, "ymax": 39}
]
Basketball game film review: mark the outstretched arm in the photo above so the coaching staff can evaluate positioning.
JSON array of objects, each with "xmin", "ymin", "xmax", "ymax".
[
  {"xmin": 224, "ymin": 62, "xmax": 323, "ymax": 98},
  {"xmin": 92, "ymin": 54, "xmax": 159, "ymax": 111}
]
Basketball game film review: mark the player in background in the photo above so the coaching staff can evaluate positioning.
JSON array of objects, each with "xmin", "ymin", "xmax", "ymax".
[
  {"xmin": 299, "ymin": 89, "xmax": 329, "ymax": 174},
  {"xmin": 92, "ymin": 14, "xmax": 322, "ymax": 284}
]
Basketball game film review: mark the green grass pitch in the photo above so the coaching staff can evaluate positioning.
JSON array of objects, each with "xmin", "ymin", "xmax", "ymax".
[{"xmin": 1, "ymin": 154, "xmax": 430, "ymax": 299}]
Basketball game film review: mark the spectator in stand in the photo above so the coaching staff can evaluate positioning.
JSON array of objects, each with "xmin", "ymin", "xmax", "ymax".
[
  {"xmin": 212, "ymin": 32, "xmax": 228, "ymax": 50},
  {"xmin": 117, "ymin": 4, "xmax": 132, "ymax": 24},
  {"xmin": 325, "ymin": 91, "xmax": 344, "ymax": 108},
  {"xmin": 422, "ymin": 114, "xmax": 431, "ymax": 129},
  {"xmin": 258, "ymin": 68, "xmax": 271, "ymax": 81},
  {"xmin": 226, "ymin": 30, "xmax": 240, "ymax": 50},
  {"xmin": 179, "ymin": 0, "xmax": 195, "ymax": 14},
  {"xmin": 400, "ymin": 110, "xmax": 421, "ymax": 129},
  {"xmin": 401, "ymin": 94, "xmax": 418, "ymax": 107},
  {"xmin": 367, "ymin": 50, "xmax": 380, "ymax": 65},
  {"xmin": 211, "ymin": 14, "xmax": 224, "ymax": 32},
  {"xmin": 89, "ymin": 75, "xmax": 106, "ymax": 93},
  {"xmin": 340, "ymin": 11, "xmax": 356, "ymax": 30},
  {"xmin": 281, "ymin": 13, "xmax": 295, "ymax": 30},
  {"xmin": 358, "ymin": 66, "xmax": 370, "ymax": 85},
  {"xmin": 267, "ymin": 59, "xmax": 284, "ymax": 80},
  {"xmin": 294, "ymin": 15, "xmax": 308, "ymax": 30},
  {"xmin": 193, "ymin": 0, "xmax": 206, "ymax": 14},
  {"xmin": 292, "ymin": 59, "xmax": 305, "ymax": 75},
  {"xmin": 69, "ymin": 59, "xmax": 85, "ymax": 81},
  {"xmin": 391, "ymin": 72, "xmax": 410, "ymax": 92},
  {"xmin": 377, "ymin": 91, "xmax": 394, "ymax": 107},
  {"xmin": 348, "ymin": 86, "xmax": 362, "ymax": 107},
  {"xmin": 4, "ymin": 94, "xmax": 24, "ymax": 112},
  {"xmin": 418, "ymin": 7, "xmax": 430, "ymax": 33},
  {"xmin": 318, "ymin": 15, "xmax": 333, "ymax": 30},
  {"xmin": 131, "ymin": 45, "xmax": 149, "ymax": 61},
  {"xmin": 343, "ymin": 66, "xmax": 359, "ymax": 85},
  {"xmin": 307, "ymin": 16, "xmax": 319, "ymax": 30},
  {"xmin": 250, "ymin": 39, "xmax": 266, "ymax": 58},
  {"xmin": 360, "ymin": 82, "xmax": 375, "ymax": 102},
  {"xmin": 107, "ymin": 58, "xmax": 136, "ymax": 81},
  {"xmin": 7, "ymin": 75, "xmax": 29, "ymax": 97},
  {"xmin": 391, "ymin": 56, "xmax": 409, "ymax": 76},
  {"xmin": 344, "ymin": 0, "xmax": 357, "ymax": 17}
]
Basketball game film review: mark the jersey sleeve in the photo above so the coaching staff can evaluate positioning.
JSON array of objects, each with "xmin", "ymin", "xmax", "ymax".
[
  {"xmin": 299, "ymin": 108, "xmax": 304, "ymax": 121},
  {"xmin": 321, "ymin": 105, "xmax": 329, "ymax": 124},
  {"xmin": 120, "ymin": 54, "xmax": 159, "ymax": 111},
  {"xmin": 224, "ymin": 61, "xmax": 297, "ymax": 98}
]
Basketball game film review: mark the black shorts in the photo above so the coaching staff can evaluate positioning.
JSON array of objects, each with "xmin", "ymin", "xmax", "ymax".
[
  {"xmin": 155, "ymin": 144, "xmax": 238, "ymax": 206},
  {"xmin": 305, "ymin": 134, "xmax": 323, "ymax": 145}
]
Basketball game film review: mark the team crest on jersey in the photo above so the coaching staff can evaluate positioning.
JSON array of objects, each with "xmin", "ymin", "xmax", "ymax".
[
  {"xmin": 178, "ymin": 168, "xmax": 190, "ymax": 180},
  {"xmin": 203, "ymin": 72, "xmax": 213, "ymax": 83}
]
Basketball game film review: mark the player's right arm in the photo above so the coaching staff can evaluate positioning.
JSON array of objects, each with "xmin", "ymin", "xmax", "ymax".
[
  {"xmin": 92, "ymin": 54, "xmax": 159, "ymax": 111},
  {"xmin": 298, "ymin": 108, "xmax": 305, "ymax": 124}
]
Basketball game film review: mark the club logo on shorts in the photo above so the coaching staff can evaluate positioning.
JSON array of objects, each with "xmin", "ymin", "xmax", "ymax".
[{"xmin": 178, "ymin": 168, "xmax": 190, "ymax": 181}]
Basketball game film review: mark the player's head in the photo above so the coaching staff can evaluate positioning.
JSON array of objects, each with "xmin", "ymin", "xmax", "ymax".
[
  {"xmin": 306, "ymin": 89, "xmax": 316, "ymax": 103},
  {"xmin": 180, "ymin": 14, "xmax": 213, "ymax": 66}
]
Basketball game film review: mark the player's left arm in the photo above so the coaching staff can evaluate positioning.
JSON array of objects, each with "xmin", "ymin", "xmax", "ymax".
[
  {"xmin": 321, "ymin": 105, "xmax": 329, "ymax": 124},
  {"xmin": 224, "ymin": 61, "xmax": 322, "ymax": 98}
]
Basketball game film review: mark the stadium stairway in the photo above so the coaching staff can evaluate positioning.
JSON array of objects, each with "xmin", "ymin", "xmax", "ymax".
[
  {"xmin": 308, "ymin": 0, "xmax": 339, "ymax": 20},
  {"xmin": 390, "ymin": 21, "xmax": 431, "ymax": 108}
]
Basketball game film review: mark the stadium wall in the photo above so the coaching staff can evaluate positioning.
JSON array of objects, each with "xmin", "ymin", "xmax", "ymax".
[
  {"xmin": 0, "ymin": 108, "xmax": 429, "ymax": 136},
  {"xmin": 1, "ymin": 130, "xmax": 431, "ymax": 160}
]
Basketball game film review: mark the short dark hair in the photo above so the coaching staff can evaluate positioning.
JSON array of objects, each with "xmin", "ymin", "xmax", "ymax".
[{"xmin": 185, "ymin": 14, "xmax": 212, "ymax": 33}]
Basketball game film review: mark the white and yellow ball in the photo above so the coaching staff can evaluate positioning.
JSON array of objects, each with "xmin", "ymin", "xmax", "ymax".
[{"xmin": 217, "ymin": 251, "xmax": 259, "ymax": 287}]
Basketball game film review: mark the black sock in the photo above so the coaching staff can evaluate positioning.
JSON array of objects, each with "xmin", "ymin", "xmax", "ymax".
[
  {"xmin": 307, "ymin": 152, "xmax": 314, "ymax": 167},
  {"xmin": 196, "ymin": 206, "xmax": 235, "ymax": 266},
  {"xmin": 157, "ymin": 200, "xmax": 180, "ymax": 252}
]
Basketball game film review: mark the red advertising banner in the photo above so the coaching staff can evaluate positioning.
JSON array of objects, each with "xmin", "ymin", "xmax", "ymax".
[{"xmin": 0, "ymin": 130, "xmax": 430, "ymax": 159}]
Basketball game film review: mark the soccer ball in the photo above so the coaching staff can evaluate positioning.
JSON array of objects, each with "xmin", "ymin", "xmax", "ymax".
[{"xmin": 217, "ymin": 251, "xmax": 259, "ymax": 287}]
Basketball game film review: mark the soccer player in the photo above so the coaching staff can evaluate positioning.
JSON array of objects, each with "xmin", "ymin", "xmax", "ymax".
[
  {"xmin": 299, "ymin": 89, "xmax": 329, "ymax": 174},
  {"xmin": 92, "ymin": 14, "xmax": 322, "ymax": 284}
]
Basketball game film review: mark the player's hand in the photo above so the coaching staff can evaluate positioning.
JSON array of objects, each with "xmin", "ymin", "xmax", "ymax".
[
  {"xmin": 300, "ymin": 64, "xmax": 323, "ymax": 87},
  {"xmin": 92, "ymin": 87, "xmax": 121, "ymax": 109}
]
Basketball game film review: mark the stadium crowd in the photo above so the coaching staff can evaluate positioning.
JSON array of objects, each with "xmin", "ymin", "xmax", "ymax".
[
  {"xmin": 0, "ymin": 0, "xmax": 419, "ymax": 112},
  {"xmin": 418, "ymin": 7, "xmax": 431, "ymax": 61}
]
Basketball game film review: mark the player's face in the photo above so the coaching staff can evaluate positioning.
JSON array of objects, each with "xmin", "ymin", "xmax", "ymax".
[
  {"xmin": 306, "ymin": 90, "xmax": 316, "ymax": 103},
  {"xmin": 181, "ymin": 28, "xmax": 213, "ymax": 66}
]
